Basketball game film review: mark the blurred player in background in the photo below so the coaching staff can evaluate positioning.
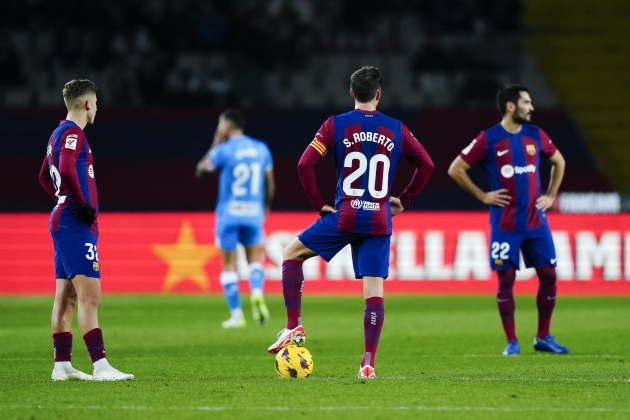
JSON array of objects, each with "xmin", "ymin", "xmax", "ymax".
[
  {"xmin": 448, "ymin": 85, "xmax": 568, "ymax": 355},
  {"xmin": 39, "ymin": 80, "xmax": 134, "ymax": 381},
  {"xmin": 267, "ymin": 66, "xmax": 435, "ymax": 378},
  {"xmin": 196, "ymin": 110, "xmax": 275, "ymax": 328}
]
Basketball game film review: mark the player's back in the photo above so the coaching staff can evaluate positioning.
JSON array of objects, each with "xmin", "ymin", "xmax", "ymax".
[
  {"xmin": 213, "ymin": 135, "xmax": 272, "ymax": 227},
  {"xmin": 325, "ymin": 109, "xmax": 406, "ymax": 235},
  {"xmin": 45, "ymin": 120, "xmax": 99, "ymax": 234}
]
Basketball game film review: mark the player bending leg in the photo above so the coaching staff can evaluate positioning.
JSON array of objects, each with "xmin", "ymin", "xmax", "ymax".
[
  {"xmin": 39, "ymin": 80, "xmax": 133, "ymax": 381},
  {"xmin": 448, "ymin": 84, "xmax": 569, "ymax": 355},
  {"xmin": 196, "ymin": 109, "xmax": 275, "ymax": 328},
  {"xmin": 266, "ymin": 66, "xmax": 435, "ymax": 378}
]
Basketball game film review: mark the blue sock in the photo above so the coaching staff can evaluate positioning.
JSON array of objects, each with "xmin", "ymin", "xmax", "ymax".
[
  {"xmin": 249, "ymin": 262, "xmax": 264, "ymax": 295},
  {"xmin": 220, "ymin": 272, "xmax": 242, "ymax": 318}
]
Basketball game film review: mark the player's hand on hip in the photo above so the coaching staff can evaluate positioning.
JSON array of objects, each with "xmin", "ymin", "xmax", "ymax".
[
  {"xmin": 389, "ymin": 196, "xmax": 404, "ymax": 216},
  {"xmin": 318, "ymin": 205, "xmax": 337, "ymax": 217},
  {"xmin": 76, "ymin": 204, "xmax": 96, "ymax": 226},
  {"xmin": 482, "ymin": 189, "xmax": 511, "ymax": 207},
  {"xmin": 536, "ymin": 194, "xmax": 555, "ymax": 211}
]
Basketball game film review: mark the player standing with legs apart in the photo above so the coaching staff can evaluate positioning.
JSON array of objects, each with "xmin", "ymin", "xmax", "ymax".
[
  {"xmin": 448, "ymin": 85, "xmax": 568, "ymax": 355},
  {"xmin": 196, "ymin": 110, "xmax": 275, "ymax": 328},
  {"xmin": 39, "ymin": 80, "xmax": 134, "ymax": 380},
  {"xmin": 267, "ymin": 66, "xmax": 435, "ymax": 378}
]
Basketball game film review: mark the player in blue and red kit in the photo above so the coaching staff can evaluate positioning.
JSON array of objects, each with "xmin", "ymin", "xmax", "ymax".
[
  {"xmin": 448, "ymin": 85, "xmax": 568, "ymax": 355},
  {"xmin": 267, "ymin": 66, "xmax": 435, "ymax": 378},
  {"xmin": 39, "ymin": 79, "xmax": 133, "ymax": 381}
]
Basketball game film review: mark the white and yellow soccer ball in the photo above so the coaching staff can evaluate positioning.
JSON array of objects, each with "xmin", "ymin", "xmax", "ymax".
[{"xmin": 274, "ymin": 345, "xmax": 313, "ymax": 378}]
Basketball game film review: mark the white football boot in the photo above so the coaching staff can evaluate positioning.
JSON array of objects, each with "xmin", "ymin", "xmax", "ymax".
[
  {"xmin": 267, "ymin": 325, "xmax": 306, "ymax": 354},
  {"xmin": 221, "ymin": 316, "xmax": 246, "ymax": 329},
  {"xmin": 92, "ymin": 359, "xmax": 134, "ymax": 381},
  {"xmin": 51, "ymin": 362, "xmax": 92, "ymax": 381},
  {"xmin": 358, "ymin": 365, "xmax": 376, "ymax": 379}
]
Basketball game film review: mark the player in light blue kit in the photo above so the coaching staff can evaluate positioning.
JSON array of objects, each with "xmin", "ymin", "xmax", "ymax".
[{"xmin": 196, "ymin": 109, "xmax": 275, "ymax": 328}]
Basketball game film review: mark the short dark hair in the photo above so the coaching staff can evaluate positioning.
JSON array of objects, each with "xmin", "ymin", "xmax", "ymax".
[
  {"xmin": 350, "ymin": 66, "xmax": 383, "ymax": 103},
  {"xmin": 496, "ymin": 84, "xmax": 529, "ymax": 115},
  {"xmin": 220, "ymin": 109, "xmax": 245, "ymax": 130},
  {"xmin": 63, "ymin": 79, "xmax": 98, "ymax": 102}
]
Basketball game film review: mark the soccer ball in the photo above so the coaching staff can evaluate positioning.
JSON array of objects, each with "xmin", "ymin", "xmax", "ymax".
[{"xmin": 274, "ymin": 345, "xmax": 313, "ymax": 378}]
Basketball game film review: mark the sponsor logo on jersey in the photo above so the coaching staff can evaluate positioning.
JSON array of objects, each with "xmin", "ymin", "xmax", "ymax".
[
  {"xmin": 47, "ymin": 145, "xmax": 52, "ymax": 156},
  {"xmin": 88, "ymin": 164, "xmax": 94, "ymax": 178},
  {"xmin": 526, "ymin": 144, "xmax": 536, "ymax": 156},
  {"xmin": 350, "ymin": 199, "xmax": 380, "ymax": 211},
  {"xmin": 343, "ymin": 132, "xmax": 394, "ymax": 151},
  {"xmin": 65, "ymin": 134, "xmax": 78, "ymax": 150},
  {"xmin": 93, "ymin": 262, "xmax": 100, "ymax": 272},
  {"xmin": 497, "ymin": 149, "xmax": 509, "ymax": 156},
  {"xmin": 500, "ymin": 164, "xmax": 536, "ymax": 178}
]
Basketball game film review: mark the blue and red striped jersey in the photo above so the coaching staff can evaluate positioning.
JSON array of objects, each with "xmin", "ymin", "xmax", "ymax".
[
  {"xmin": 41, "ymin": 120, "xmax": 99, "ymax": 235},
  {"xmin": 311, "ymin": 109, "xmax": 429, "ymax": 235},
  {"xmin": 459, "ymin": 123, "xmax": 558, "ymax": 232}
]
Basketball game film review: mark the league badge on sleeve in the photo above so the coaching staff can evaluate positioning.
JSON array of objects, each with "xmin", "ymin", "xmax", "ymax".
[
  {"xmin": 526, "ymin": 144, "xmax": 536, "ymax": 156},
  {"xmin": 65, "ymin": 134, "xmax": 78, "ymax": 150}
]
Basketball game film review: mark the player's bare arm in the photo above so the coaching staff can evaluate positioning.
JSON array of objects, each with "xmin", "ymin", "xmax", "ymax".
[
  {"xmin": 536, "ymin": 149, "xmax": 566, "ymax": 211},
  {"xmin": 264, "ymin": 169, "xmax": 275, "ymax": 215},
  {"xmin": 448, "ymin": 156, "xmax": 511, "ymax": 207}
]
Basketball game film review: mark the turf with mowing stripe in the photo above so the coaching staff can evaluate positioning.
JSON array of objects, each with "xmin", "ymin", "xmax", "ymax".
[{"xmin": 0, "ymin": 295, "xmax": 629, "ymax": 419}]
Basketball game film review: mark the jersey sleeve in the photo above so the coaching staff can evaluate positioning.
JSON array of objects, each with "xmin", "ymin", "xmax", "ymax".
[
  {"xmin": 539, "ymin": 128, "xmax": 558, "ymax": 158},
  {"xmin": 459, "ymin": 131, "xmax": 488, "ymax": 166},
  {"xmin": 58, "ymin": 127, "xmax": 87, "ymax": 207},
  {"xmin": 398, "ymin": 124, "xmax": 435, "ymax": 208},
  {"xmin": 309, "ymin": 117, "xmax": 335, "ymax": 156},
  {"xmin": 263, "ymin": 144, "xmax": 273, "ymax": 171},
  {"xmin": 39, "ymin": 155, "xmax": 56, "ymax": 200},
  {"xmin": 205, "ymin": 144, "xmax": 227, "ymax": 172}
]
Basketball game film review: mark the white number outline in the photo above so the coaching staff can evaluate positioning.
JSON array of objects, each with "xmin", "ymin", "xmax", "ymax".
[
  {"xmin": 491, "ymin": 242, "xmax": 511, "ymax": 260},
  {"xmin": 231, "ymin": 163, "xmax": 262, "ymax": 197},
  {"xmin": 342, "ymin": 152, "xmax": 391, "ymax": 198},
  {"xmin": 85, "ymin": 243, "xmax": 98, "ymax": 261},
  {"xmin": 49, "ymin": 164, "xmax": 66, "ymax": 203}
]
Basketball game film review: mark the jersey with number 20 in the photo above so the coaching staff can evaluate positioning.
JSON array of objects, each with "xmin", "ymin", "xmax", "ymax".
[
  {"xmin": 311, "ymin": 110, "xmax": 424, "ymax": 235},
  {"xmin": 207, "ymin": 135, "xmax": 273, "ymax": 227}
]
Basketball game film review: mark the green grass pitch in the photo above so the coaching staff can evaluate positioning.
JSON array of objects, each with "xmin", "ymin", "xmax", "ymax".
[{"xmin": 0, "ymin": 295, "xmax": 629, "ymax": 419}]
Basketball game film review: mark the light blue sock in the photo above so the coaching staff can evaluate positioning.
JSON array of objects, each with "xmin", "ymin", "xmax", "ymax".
[
  {"xmin": 249, "ymin": 262, "xmax": 265, "ymax": 295},
  {"xmin": 220, "ymin": 272, "xmax": 242, "ymax": 318}
]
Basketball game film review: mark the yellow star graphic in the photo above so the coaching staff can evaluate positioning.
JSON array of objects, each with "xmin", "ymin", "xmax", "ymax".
[{"xmin": 152, "ymin": 219, "xmax": 218, "ymax": 292}]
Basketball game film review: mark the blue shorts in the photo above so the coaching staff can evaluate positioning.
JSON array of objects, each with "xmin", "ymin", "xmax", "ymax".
[
  {"xmin": 51, "ymin": 230, "xmax": 101, "ymax": 280},
  {"xmin": 215, "ymin": 224, "xmax": 263, "ymax": 251},
  {"xmin": 298, "ymin": 216, "xmax": 390, "ymax": 279},
  {"xmin": 489, "ymin": 224, "xmax": 556, "ymax": 271}
]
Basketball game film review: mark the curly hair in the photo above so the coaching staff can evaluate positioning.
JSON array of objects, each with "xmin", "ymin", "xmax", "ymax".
[{"xmin": 62, "ymin": 79, "xmax": 98, "ymax": 103}]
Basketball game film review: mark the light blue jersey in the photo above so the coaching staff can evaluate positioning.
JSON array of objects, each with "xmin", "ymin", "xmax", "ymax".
[{"xmin": 207, "ymin": 135, "xmax": 272, "ymax": 246}]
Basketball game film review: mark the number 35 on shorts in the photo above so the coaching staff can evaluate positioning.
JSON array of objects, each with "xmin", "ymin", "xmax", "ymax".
[
  {"xmin": 490, "ymin": 241, "xmax": 510, "ymax": 268},
  {"xmin": 85, "ymin": 243, "xmax": 100, "ymax": 272}
]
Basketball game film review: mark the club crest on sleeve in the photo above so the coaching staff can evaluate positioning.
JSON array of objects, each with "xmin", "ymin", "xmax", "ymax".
[
  {"xmin": 526, "ymin": 144, "xmax": 536, "ymax": 156},
  {"xmin": 65, "ymin": 134, "xmax": 78, "ymax": 150}
]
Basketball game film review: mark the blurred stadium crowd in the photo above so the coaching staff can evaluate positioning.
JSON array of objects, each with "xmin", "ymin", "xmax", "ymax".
[{"xmin": 0, "ymin": 0, "xmax": 537, "ymax": 108}]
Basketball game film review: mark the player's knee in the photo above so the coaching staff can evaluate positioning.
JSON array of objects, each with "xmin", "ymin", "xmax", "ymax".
[{"xmin": 79, "ymin": 293, "xmax": 101, "ymax": 309}]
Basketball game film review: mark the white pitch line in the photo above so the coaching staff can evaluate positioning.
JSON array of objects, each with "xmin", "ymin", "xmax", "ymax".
[{"xmin": 1, "ymin": 405, "xmax": 628, "ymax": 413}]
